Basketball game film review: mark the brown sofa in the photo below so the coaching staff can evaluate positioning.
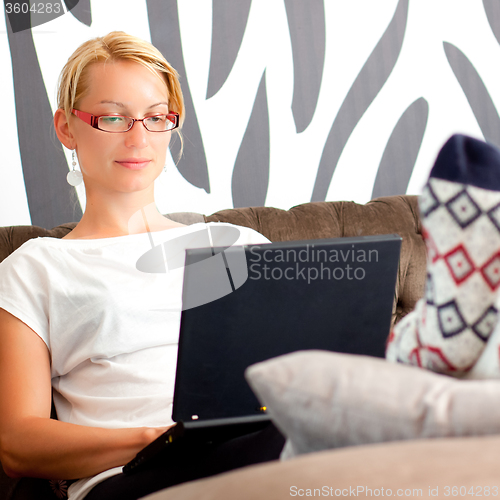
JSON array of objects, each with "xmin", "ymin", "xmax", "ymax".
[{"xmin": 0, "ymin": 195, "xmax": 426, "ymax": 499}]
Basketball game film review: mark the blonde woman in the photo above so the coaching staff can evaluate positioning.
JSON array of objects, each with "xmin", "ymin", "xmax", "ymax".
[{"xmin": 0, "ymin": 32, "xmax": 283, "ymax": 500}]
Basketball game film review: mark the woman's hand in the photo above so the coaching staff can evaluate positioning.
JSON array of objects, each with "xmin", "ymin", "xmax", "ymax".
[{"xmin": 141, "ymin": 426, "xmax": 174, "ymax": 445}]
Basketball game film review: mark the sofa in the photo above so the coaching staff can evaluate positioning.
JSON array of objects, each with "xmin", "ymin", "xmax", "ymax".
[{"xmin": 0, "ymin": 194, "xmax": 431, "ymax": 499}]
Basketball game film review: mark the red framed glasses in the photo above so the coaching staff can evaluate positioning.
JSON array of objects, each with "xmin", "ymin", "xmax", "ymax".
[{"xmin": 71, "ymin": 109, "xmax": 180, "ymax": 133}]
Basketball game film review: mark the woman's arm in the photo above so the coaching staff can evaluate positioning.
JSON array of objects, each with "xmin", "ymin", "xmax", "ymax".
[{"xmin": 0, "ymin": 308, "xmax": 169, "ymax": 480}]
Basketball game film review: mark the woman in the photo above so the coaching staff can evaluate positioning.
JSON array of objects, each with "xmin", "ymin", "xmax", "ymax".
[{"xmin": 0, "ymin": 32, "xmax": 283, "ymax": 500}]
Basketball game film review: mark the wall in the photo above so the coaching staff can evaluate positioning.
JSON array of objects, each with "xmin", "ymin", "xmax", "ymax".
[{"xmin": 2, "ymin": 0, "xmax": 500, "ymax": 228}]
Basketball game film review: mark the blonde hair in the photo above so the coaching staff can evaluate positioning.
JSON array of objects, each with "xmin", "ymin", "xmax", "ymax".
[{"xmin": 57, "ymin": 31, "xmax": 184, "ymax": 148}]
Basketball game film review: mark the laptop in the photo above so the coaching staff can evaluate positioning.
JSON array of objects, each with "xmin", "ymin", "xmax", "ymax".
[{"xmin": 123, "ymin": 234, "xmax": 401, "ymax": 474}]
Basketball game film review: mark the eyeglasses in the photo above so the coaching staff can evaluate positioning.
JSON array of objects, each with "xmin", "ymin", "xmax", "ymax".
[{"xmin": 71, "ymin": 109, "xmax": 180, "ymax": 133}]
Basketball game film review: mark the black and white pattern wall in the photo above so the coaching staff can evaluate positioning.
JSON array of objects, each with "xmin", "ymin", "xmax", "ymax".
[{"xmin": 2, "ymin": 0, "xmax": 500, "ymax": 229}]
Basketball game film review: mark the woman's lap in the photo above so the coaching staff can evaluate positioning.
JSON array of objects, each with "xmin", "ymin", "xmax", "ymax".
[{"xmin": 83, "ymin": 422, "xmax": 285, "ymax": 500}]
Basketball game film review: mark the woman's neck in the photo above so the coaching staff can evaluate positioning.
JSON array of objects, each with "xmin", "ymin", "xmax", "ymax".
[{"xmin": 64, "ymin": 189, "xmax": 185, "ymax": 239}]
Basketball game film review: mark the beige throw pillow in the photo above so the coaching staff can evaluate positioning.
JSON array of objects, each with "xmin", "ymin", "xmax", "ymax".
[{"xmin": 245, "ymin": 350, "xmax": 500, "ymax": 459}]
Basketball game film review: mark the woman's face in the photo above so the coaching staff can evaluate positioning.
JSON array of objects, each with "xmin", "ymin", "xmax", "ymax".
[{"xmin": 69, "ymin": 60, "xmax": 172, "ymax": 195}]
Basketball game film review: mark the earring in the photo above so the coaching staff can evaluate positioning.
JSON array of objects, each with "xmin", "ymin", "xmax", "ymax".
[{"xmin": 67, "ymin": 150, "xmax": 83, "ymax": 186}]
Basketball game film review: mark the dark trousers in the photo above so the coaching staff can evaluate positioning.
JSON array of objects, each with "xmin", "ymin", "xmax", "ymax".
[{"xmin": 83, "ymin": 423, "xmax": 285, "ymax": 500}]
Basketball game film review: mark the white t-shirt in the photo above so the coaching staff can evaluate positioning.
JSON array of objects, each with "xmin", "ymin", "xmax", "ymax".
[{"xmin": 0, "ymin": 222, "xmax": 270, "ymax": 499}]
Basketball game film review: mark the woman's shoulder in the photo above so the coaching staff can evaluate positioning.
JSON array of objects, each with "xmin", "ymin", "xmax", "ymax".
[
  {"xmin": 2, "ymin": 237, "xmax": 52, "ymax": 261},
  {"xmin": 0, "ymin": 238, "xmax": 61, "ymax": 270}
]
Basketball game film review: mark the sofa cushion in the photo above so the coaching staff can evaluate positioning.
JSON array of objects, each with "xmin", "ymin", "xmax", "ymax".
[
  {"xmin": 142, "ymin": 434, "xmax": 500, "ymax": 500},
  {"xmin": 245, "ymin": 350, "xmax": 500, "ymax": 458}
]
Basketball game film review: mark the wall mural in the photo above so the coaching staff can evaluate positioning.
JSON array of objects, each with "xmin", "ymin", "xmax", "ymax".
[{"xmin": 1, "ymin": 0, "xmax": 500, "ymax": 229}]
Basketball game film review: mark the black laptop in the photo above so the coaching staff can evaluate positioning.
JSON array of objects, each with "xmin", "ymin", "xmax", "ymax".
[{"xmin": 124, "ymin": 234, "xmax": 401, "ymax": 474}]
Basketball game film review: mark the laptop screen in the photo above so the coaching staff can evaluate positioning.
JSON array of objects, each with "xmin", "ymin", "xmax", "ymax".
[{"xmin": 173, "ymin": 234, "xmax": 401, "ymax": 422}]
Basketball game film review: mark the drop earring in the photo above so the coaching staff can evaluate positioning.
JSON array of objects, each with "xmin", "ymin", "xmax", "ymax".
[{"xmin": 67, "ymin": 150, "xmax": 83, "ymax": 187}]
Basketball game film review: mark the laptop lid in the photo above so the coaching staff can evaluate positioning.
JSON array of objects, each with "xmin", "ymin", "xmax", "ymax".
[{"xmin": 172, "ymin": 234, "xmax": 401, "ymax": 423}]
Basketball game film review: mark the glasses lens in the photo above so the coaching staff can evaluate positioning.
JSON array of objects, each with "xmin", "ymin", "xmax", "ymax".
[
  {"xmin": 98, "ymin": 116, "xmax": 131, "ymax": 132},
  {"xmin": 144, "ymin": 115, "xmax": 177, "ymax": 132}
]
